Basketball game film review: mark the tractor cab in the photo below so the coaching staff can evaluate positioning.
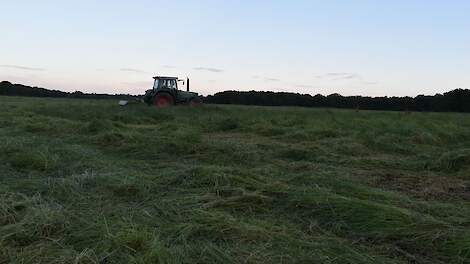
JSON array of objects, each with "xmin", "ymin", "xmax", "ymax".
[
  {"xmin": 144, "ymin": 75, "xmax": 201, "ymax": 107},
  {"xmin": 153, "ymin": 76, "xmax": 179, "ymax": 91}
]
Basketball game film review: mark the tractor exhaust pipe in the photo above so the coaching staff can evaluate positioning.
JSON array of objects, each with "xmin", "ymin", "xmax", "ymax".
[{"xmin": 186, "ymin": 78, "xmax": 190, "ymax": 92}]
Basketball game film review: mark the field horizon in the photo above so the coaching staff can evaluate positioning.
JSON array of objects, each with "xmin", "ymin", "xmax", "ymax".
[
  {"xmin": 2, "ymin": 80, "xmax": 470, "ymax": 113},
  {"xmin": 1, "ymin": 96, "xmax": 470, "ymax": 263}
]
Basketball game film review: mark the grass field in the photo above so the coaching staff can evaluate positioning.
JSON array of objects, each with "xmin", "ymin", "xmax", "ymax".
[{"xmin": 1, "ymin": 96, "xmax": 470, "ymax": 263}]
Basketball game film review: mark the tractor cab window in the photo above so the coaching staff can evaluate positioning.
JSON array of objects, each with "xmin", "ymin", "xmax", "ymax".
[
  {"xmin": 154, "ymin": 78, "xmax": 177, "ymax": 90},
  {"xmin": 167, "ymin": 79, "xmax": 177, "ymax": 89}
]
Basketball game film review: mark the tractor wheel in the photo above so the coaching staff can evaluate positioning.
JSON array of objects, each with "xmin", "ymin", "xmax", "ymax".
[
  {"xmin": 153, "ymin": 93, "xmax": 174, "ymax": 107},
  {"xmin": 189, "ymin": 97, "xmax": 202, "ymax": 107}
]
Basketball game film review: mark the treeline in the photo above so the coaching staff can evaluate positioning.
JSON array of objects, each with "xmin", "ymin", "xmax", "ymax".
[
  {"xmin": 2, "ymin": 80, "xmax": 470, "ymax": 112},
  {"xmin": 0, "ymin": 81, "xmax": 136, "ymax": 100},
  {"xmin": 205, "ymin": 89, "xmax": 470, "ymax": 112}
]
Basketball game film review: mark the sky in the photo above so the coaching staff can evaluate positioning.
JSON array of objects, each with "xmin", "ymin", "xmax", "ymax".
[{"xmin": 1, "ymin": 0, "xmax": 469, "ymax": 96}]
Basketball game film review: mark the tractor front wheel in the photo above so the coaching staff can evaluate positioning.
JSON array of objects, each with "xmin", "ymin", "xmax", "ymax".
[
  {"xmin": 189, "ymin": 97, "xmax": 202, "ymax": 107},
  {"xmin": 153, "ymin": 93, "xmax": 174, "ymax": 107}
]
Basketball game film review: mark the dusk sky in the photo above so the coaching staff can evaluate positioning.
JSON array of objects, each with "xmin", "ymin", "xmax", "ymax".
[{"xmin": 1, "ymin": 0, "xmax": 469, "ymax": 96}]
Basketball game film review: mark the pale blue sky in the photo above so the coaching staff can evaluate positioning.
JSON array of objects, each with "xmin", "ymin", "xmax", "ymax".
[{"xmin": 1, "ymin": 0, "xmax": 469, "ymax": 96}]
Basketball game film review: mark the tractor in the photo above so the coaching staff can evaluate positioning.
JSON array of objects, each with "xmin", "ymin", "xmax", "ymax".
[{"xmin": 143, "ymin": 76, "xmax": 202, "ymax": 107}]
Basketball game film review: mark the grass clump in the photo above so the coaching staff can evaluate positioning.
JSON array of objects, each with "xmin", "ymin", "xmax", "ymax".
[
  {"xmin": 214, "ymin": 117, "xmax": 239, "ymax": 131},
  {"xmin": 84, "ymin": 118, "xmax": 114, "ymax": 134},
  {"xmin": 277, "ymin": 147, "xmax": 313, "ymax": 161},
  {"xmin": 433, "ymin": 148, "xmax": 470, "ymax": 172},
  {"xmin": 0, "ymin": 193, "xmax": 67, "ymax": 247},
  {"xmin": 95, "ymin": 130, "xmax": 130, "ymax": 146},
  {"xmin": 7, "ymin": 149, "xmax": 58, "ymax": 172}
]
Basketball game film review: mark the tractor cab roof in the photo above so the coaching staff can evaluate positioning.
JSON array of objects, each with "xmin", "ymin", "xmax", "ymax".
[{"xmin": 153, "ymin": 76, "xmax": 179, "ymax": 80}]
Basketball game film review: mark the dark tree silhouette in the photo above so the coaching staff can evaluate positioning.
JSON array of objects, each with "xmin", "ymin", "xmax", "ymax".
[
  {"xmin": 0, "ymin": 81, "xmax": 136, "ymax": 100},
  {"xmin": 2, "ymin": 81, "xmax": 470, "ymax": 112},
  {"xmin": 205, "ymin": 89, "xmax": 470, "ymax": 113}
]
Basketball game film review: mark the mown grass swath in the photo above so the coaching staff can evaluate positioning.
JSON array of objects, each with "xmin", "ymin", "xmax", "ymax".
[{"xmin": 1, "ymin": 96, "xmax": 470, "ymax": 263}]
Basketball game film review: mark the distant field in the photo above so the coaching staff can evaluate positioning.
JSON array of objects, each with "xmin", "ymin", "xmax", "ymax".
[{"xmin": 1, "ymin": 96, "xmax": 470, "ymax": 263}]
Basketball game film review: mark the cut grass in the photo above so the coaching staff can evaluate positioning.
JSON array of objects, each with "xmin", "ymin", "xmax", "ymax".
[{"xmin": 1, "ymin": 96, "xmax": 470, "ymax": 263}]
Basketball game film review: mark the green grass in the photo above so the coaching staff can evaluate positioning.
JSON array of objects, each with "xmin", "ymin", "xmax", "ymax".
[{"xmin": 1, "ymin": 96, "xmax": 470, "ymax": 263}]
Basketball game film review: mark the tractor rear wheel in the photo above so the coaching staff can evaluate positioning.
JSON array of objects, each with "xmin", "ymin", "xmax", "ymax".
[
  {"xmin": 189, "ymin": 97, "xmax": 202, "ymax": 107},
  {"xmin": 153, "ymin": 93, "xmax": 174, "ymax": 107}
]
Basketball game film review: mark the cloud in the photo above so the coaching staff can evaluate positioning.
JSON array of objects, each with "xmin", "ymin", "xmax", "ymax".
[
  {"xmin": 0, "ymin": 64, "xmax": 46, "ymax": 71},
  {"xmin": 161, "ymin": 65, "xmax": 176, "ymax": 69},
  {"xmin": 296, "ymin": 84, "xmax": 315, "ymax": 88},
  {"xmin": 316, "ymin": 72, "xmax": 361, "ymax": 80},
  {"xmin": 325, "ymin": 72, "xmax": 350, "ymax": 76},
  {"xmin": 120, "ymin": 68, "xmax": 147, "ymax": 73},
  {"xmin": 252, "ymin": 75, "xmax": 280, "ymax": 81},
  {"xmin": 335, "ymin": 73, "xmax": 361, "ymax": 80},
  {"xmin": 193, "ymin": 67, "xmax": 224, "ymax": 73},
  {"xmin": 265, "ymin": 77, "xmax": 281, "ymax": 82},
  {"xmin": 363, "ymin": 81, "xmax": 378, "ymax": 85}
]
